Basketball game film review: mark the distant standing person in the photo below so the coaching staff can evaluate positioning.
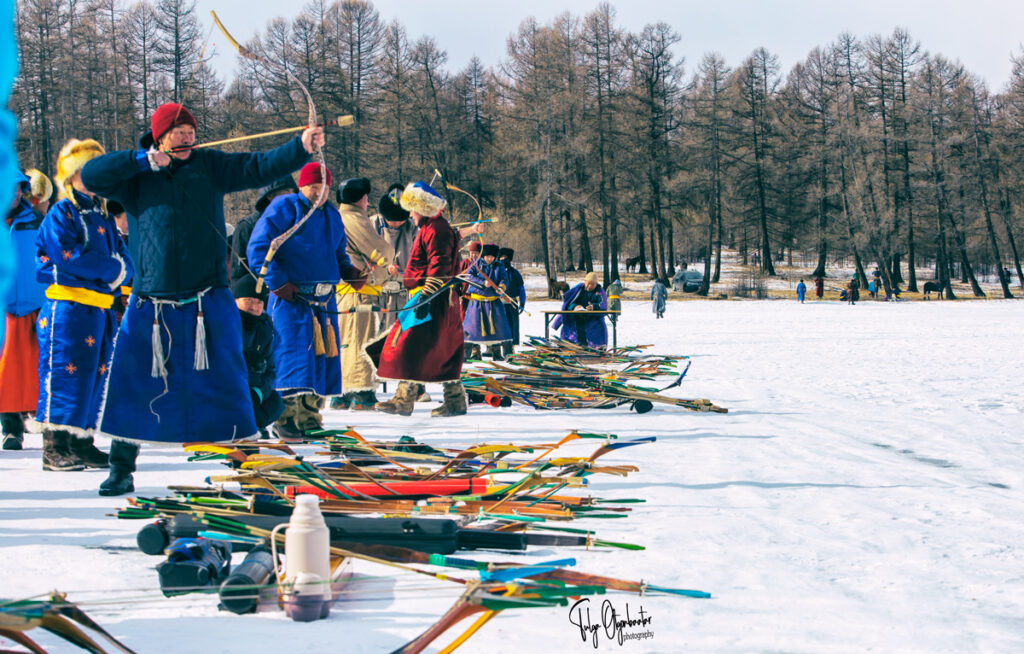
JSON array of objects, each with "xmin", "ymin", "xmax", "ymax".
[
  {"xmin": 1, "ymin": 171, "xmax": 47, "ymax": 451},
  {"xmin": 847, "ymin": 278, "xmax": 859, "ymax": 305},
  {"xmin": 796, "ymin": 279, "xmax": 806, "ymax": 303},
  {"xmin": 814, "ymin": 276, "xmax": 824, "ymax": 300},
  {"xmin": 650, "ymin": 277, "xmax": 667, "ymax": 319},
  {"xmin": 606, "ymin": 277, "xmax": 622, "ymax": 326},
  {"xmin": 498, "ymin": 247, "xmax": 526, "ymax": 357}
]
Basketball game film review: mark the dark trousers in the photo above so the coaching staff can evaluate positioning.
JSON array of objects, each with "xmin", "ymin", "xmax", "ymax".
[{"xmin": 0, "ymin": 413, "xmax": 24, "ymax": 436}]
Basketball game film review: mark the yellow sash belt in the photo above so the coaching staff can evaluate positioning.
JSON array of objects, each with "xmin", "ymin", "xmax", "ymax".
[
  {"xmin": 336, "ymin": 282, "xmax": 381, "ymax": 296},
  {"xmin": 45, "ymin": 284, "xmax": 115, "ymax": 309}
]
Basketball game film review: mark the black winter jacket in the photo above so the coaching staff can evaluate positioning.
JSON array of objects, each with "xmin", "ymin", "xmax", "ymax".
[
  {"xmin": 240, "ymin": 309, "xmax": 283, "ymax": 428},
  {"xmin": 80, "ymin": 134, "xmax": 309, "ymax": 297}
]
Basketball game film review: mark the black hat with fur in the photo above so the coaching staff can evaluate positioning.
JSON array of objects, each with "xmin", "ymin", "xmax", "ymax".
[
  {"xmin": 378, "ymin": 183, "xmax": 410, "ymax": 222},
  {"xmin": 255, "ymin": 176, "xmax": 298, "ymax": 213},
  {"xmin": 338, "ymin": 177, "xmax": 372, "ymax": 205}
]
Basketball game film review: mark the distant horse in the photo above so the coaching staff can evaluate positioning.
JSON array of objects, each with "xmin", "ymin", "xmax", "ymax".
[
  {"xmin": 548, "ymin": 278, "xmax": 570, "ymax": 299},
  {"xmin": 922, "ymin": 281, "xmax": 943, "ymax": 300},
  {"xmin": 625, "ymin": 256, "xmax": 642, "ymax": 273}
]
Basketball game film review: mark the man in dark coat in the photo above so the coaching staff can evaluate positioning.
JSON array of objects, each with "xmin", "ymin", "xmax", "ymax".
[
  {"xmin": 81, "ymin": 102, "xmax": 321, "ymax": 495},
  {"xmin": 230, "ymin": 176, "xmax": 298, "ymax": 298},
  {"xmin": 497, "ymin": 247, "xmax": 525, "ymax": 357}
]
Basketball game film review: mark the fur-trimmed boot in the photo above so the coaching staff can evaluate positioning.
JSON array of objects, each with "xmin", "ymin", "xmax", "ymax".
[
  {"xmin": 431, "ymin": 381, "xmax": 468, "ymax": 418},
  {"xmin": 99, "ymin": 439, "xmax": 138, "ymax": 496},
  {"xmin": 70, "ymin": 435, "xmax": 110, "ymax": 468},
  {"xmin": 274, "ymin": 394, "xmax": 323, "ymax": 442},
  {"xmin": 42, "ymin": 430, "xmax": 85, "ymax": 471},
  {"xmin": 374, "ymin": 381, "xmax": 419, "ymax": 416}
]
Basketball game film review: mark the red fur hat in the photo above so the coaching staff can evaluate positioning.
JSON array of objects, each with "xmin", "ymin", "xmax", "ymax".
[
  {"xmin": 298, "ymin": 162, "xmax": 332, "ymax": 189},
  {"xmin": 151, "ymin": 103, "xmax": 197, "ymax": 143}
]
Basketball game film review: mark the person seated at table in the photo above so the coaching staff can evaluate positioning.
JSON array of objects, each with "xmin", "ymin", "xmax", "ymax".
[{"xmin": 552, "ymin": 271, "xmax": 608, "ymax": 348}]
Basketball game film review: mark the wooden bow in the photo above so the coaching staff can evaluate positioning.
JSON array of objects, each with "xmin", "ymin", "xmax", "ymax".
[{"xmin": 211, "ymin": 11, "xmax": 331, "ymax": 293}]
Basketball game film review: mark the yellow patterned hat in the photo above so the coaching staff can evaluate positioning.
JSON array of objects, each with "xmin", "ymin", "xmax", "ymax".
[
  {"xmin": 399, "ymin": 181, "xmax": 447, "ymax": 218},
  {"xmin": 55, "ymin": 139, "xmax": 105, "ymax": 189}
]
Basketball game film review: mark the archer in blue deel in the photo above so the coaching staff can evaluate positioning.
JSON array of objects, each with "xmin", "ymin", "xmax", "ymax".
[{"xmin": 80, "ymin": 102, "xmax": 323, "ymax": 496}]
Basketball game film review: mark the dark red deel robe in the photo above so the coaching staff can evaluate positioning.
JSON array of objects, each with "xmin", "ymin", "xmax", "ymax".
[{"xmin": 366, "ymin": 214, "xmax": 464, "ymax": 383}]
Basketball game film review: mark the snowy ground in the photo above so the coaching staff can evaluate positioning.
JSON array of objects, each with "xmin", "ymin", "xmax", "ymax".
[{"xmin": 2, "ymin": 297, "xmax": 1023, "ymax": 653}]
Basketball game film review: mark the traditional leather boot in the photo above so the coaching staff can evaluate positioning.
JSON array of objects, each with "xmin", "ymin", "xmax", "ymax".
[
  {"xmin": 42, "ymin": 430, "xmax": 85, "ymax": 471},
  {"xmin": 99, "ymin": 439, "xmax": 138, "ymax": 496},
  {"xmin": 70, "ymin": 435, "xmax": 110, "ymax": 468},
  {"xmin": 374, "ymin": 381, "xmax": 419, "ymax": 416},
  {"xmin": 1, "ymin": 413, "xmax": 24, "ymax": 450},
  {"xmin": 297, "ymin": 393, "xmax": 324, "ymax": 431},
  {"xmin": 273, "ymin": 394, "xmax": 324, "ymax": 441},
  {"xmin": 431, "ymin": 381, "xmax": 468, "ymax": 418},
  {"xmin": 329, "ymin": 395, "xmax": 351, "ymax": 410},
  {"xmin": 349, "ymin": 390, "xmax": 378, "ymax": 411}
]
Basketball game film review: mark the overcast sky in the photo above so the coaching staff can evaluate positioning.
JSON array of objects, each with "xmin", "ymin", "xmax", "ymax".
[{"xmin": 203, "ymin": 0, "xmax": 1024, "ymax": 90}]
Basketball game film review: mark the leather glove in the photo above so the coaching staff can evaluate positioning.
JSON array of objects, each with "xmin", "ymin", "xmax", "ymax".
[
  {"xmin": 273, "ymin": 282, "xmax": 298, "ymax": 302},
  {"xmin": 421, "ymin": 276, "xmax": 444, "ymax": 296}
]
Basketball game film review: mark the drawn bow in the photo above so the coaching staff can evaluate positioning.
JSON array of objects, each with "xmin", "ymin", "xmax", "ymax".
[{"xmin": 211, "ymin": 11, "xmax": 332, "ymax": 293}]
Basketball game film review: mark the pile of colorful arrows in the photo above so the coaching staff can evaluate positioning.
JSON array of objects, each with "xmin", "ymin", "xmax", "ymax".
[
  {"xmin": 463, "ymin": 336, "xmax": 728, "ymax": 413},
  {"xmin": 106, "ymin": 428, "xmax": 710, "ymax": 651}
]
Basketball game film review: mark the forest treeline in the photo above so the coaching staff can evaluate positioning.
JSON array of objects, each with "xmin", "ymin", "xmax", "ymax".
[{"xmin": 12, "ymin": 0, "xmax": 1024, "ymax": 298}]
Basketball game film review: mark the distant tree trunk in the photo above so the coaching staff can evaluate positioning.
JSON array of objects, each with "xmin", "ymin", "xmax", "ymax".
[
  {"xmin": 560, "ymin": 208, "xmax": 573, "ymax": 271},
  {"xmin": 576, "ymin": 205, "xmax": 593, "ymax": 272},
  {"xmin": 713, "ymin": 209, "xmax": 722, "ymax": 282},
  {"xmin": 969, "ymin": 92, "xmax": 1013, "ymax": 298},
  {"xmin": 636, "ymin": 219, "xmax": 648, "ymax": 275},
  {"xmin": 1001, "ymin": 189, "xmax": 1024, "ymax": 288},
  {"xmin": 948, "ymin": 210, "xmax": 985, "ymax": 297},
  {"xmin": 540, "ymin": 197, "xmax": 555, "ymax": 298}
]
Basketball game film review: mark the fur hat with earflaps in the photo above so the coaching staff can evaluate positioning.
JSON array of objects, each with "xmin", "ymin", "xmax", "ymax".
[
  {"xmin": 399, "ymin": 181, "xmax": 446, "ymax": 218},
  {"xmin": 24, "ymin": 169, "xmax": 52, "ymax": 204},
  {"xmin": 55, "ymin": 139, "xmax": 105, "ymax": 198}
]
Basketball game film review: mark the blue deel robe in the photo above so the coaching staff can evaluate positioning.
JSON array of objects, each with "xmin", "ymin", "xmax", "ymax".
[
  {"xmin": 85, "ymin": 135, "xmax": 307, "ymax": 444},
  {"xmin": 35, "ymin": 192, "xmax": 132, "ymax": 434},
  {"xmin": 552, "ymin": 283, "xmax": 608, "ymax": 348},
  {"xmin": 502, "ymin": 263, "xmax": 526, "ymax": 345},
  {"xmin": 463, "ymin": 259, "xmax": 512, "ymax": 345},
  {"xmin": 248, "ymin": 193, "xmax": 362, "ymax": 397}
]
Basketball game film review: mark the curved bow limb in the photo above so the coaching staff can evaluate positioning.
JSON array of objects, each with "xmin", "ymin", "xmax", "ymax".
[{"xmin": 211, "ymin": 10, "xmax": 329, "ymax": 293}]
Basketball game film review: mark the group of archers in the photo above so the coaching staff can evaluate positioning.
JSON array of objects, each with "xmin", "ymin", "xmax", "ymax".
[{"xmin": 0, "ymin": 102, "xmax": 616, "ymax": 498}]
